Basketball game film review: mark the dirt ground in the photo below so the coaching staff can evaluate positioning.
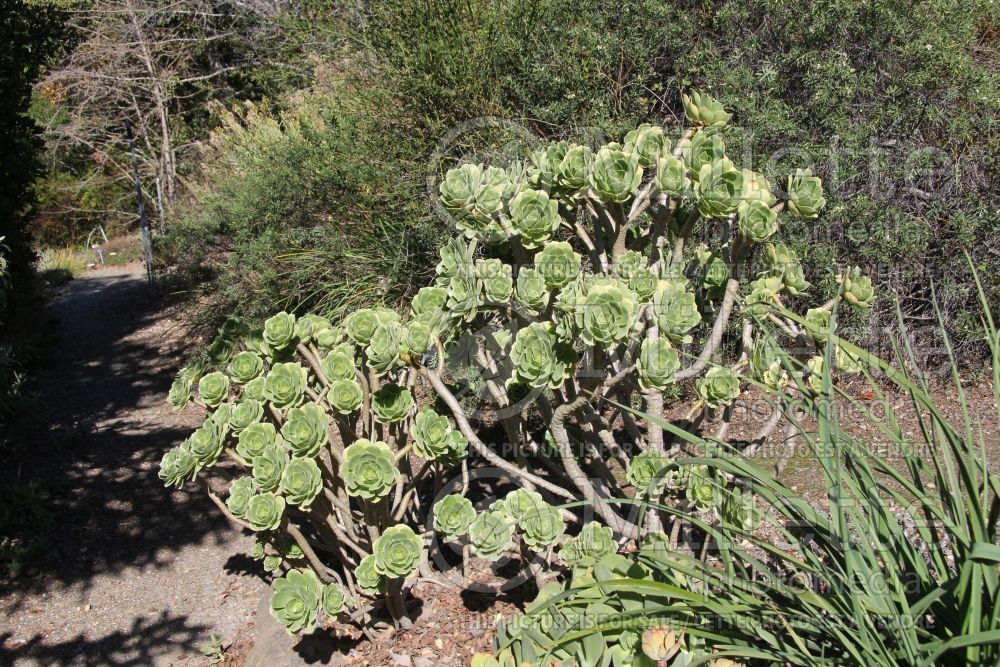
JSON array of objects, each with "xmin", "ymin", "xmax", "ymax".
[{"xmin": 0, "ymin": 265, "xmax": 265, "ymax": 666}]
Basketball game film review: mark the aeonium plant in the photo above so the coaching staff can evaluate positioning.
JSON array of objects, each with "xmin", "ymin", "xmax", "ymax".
[{"xmin": 160, "ymin": 91, "xmax": 872, "ymax": 641}]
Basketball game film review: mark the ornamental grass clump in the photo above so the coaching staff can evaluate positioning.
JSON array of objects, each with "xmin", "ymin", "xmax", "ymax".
[{"xmin": 161, "ymin": 92, "xmax": 873, "ymax": 639}]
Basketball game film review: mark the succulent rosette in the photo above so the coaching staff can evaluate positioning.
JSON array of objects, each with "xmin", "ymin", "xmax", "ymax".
[
  {"xmin": 468, "ymin": 510, "xmax": 516, "ymax": 559},
  {"xmin": 242, "ymin": 376, "xmax": 266, "ymax": 402},
  {"xmin": 319, "ymin": 344, "xmax": 356, "ymax": 381},
  {"xmin": 681, "ymin": 131, "xmax": 726, "ymax": 177},
  {"xmin": 371, "ymin": 383, "xmax": 414, "ymax": 424},
  {"xmin": 321, "ymin": 583, "xmax": 346, "ymax": 618},
  {"xmin": 167, "ymin": 377, "xmax": 191, "ymax": 410},
  {"xmin": 198, "ymin": 371, "xmax": 229, "ymax": 407},
  {"xmin": 835, "ymin": 345, "xmax": 862, "ymax": 374},
  {"xmin": 684, "ymin": 465, "xmax": 718, "ymax": 510},
  {"xmin": 219, "ymin": 478, "xmax": 254, "ymax": 520},
  {"xmin": 750, "ymin": 339, "xmax": 788, "ymax": 391},
  {"xmin": 373, "ymin": 524, "xmax": 423, "ymax": 578},
  {"xmin": 279, "ymin": 457, "xmax": 323, "ymax": 509},
  {"xmin": 327, "ymin": 378, "xmax": 363, "ymax": 415},
  {"xmin": 365, "ymin": 321, "xmax": 402, "ymax": 375},
  {"xmin": 158, "ymin": 442, "xmax": 198, "ymax": 488},
  {"xmin": 207, "ymin": 336, "xmax": 235, "ymax": 364},
  {"xmin": 627, "ymin": 450, "xmax": 671, "ymax": 494},
  {"xmin": 412, "ymin": 407, "xmax": 458, "ymax": 460},
  {"xmin": 721, "ymin": 488, "xmax": 763, "ymax": 531},
  {"xmin": 499, "ymin": 488, "xmax": 545, "ymax": 522},
  {"xmin": 763, "ymin": 243, "xmax": 811, "ymax": 296},
  {"xmin": 229, "ymin": 398, "xmax": 264, "ymax": 432},
  {"xmin": 700, "ymin": 250, "xmax": 730, "ymax": 299},
  {"xmin": 246, "ymin": 491, "xmax": 285, "ymax": 531},
  {"xmin": 401, "ymin": 317, "xmax": 434, "ymax": 359},
  {"xmin": 654, "ymin": 155, "xmax": 689, "ymax": 196},
  {"xmin": 439, "ymin": 163, "xmax": 483, "ymax": 212},
  {"xmin": 228, "ymin": 351, "xmax": 264, "ymax": 384},
  {"xmin": 842, "ymin": 267, "xmax": 874, "ymax": 308},
  {"xmin": 509, "ymin": 322, "xmax": 576, "ymax": 389},
  {"xmin": 681, "ymin": 91, "xmax": 731, "ymax": 126},
  {"xmin": 269, "ymin": 568, "xmax": 322, "ymax": 635},
  {"xmin": 411, "ymin": 286, "xmax": 449, "ymax": 316},
  {"xmin": 624, "ymin": 123, "xmax": 668, "ymax": 167},
  {"xmin": 280, "ymin": 403, "xmax": 328, "ymax": 458},
  {"xmin": 520, "ymin": 502, "xmax": 565, "ymax": 551},
  {"xmin": 508, "ymin": 189, "xmax": 559, "ymax": 249},
  {"xmin": 637, "ymin": 338, "xmax": 681, "ymax": 390},
  {"xmin": 188, "ymin": 420, "xmax": 225, "ymax": 467},
  {"xmin": 560, "ymin": 521, "xmax": 616, "ymax": 567},
  {"xmin": 435, "ymin": 236, "xmax": 476, "ymax": 280},
  {"xmin": 432, "ymin": 494, "xmax": 476, "ymax": 540},
  {"xmin": 344, "ymin": 308, "xmax": 380, "ymax": 346},
  {"xmin": 786, "ymin": 168, "xmax": 826, "ymax": 218},
  {"xmin": 806, "ymin": 355, "xmax": 825, "ymax": 394},
  {"xmin": 534, "ymin": 241, "xmax": 581, "ymax": 290},
  {"xmin": 263, "ymin": 362, "xmax": 308, "ymax": 409},
  {"xmin": 237, "ymin": 421, "xmax": 278, "ymax": 463},
  {"xmin": 527, "ymin": 142, "xmax": 565, "ymax": 191},
  {"xmin": 253, "ymin": 443, "xmax": 289, "ymax": 491},
  {"xmin": 589, "ymin": 146, "xmax": 642, "ymax": 203},
  {"xmin": 804, "ymin": 307, "xmax": 833, "ymax": 344},
  {"xmin": 342, "ymin": 439, "xmax": 399, "ymax": 501},
  {"xmin": 264, "ymin": 311, "xmax": 297, "ymax": 350},
  {"xmin": 445, "ymin": 270, "xmax": 483, "ymax": 321},
  {"xmin": 738, "ymin": 200, "xmax": 779, "ymax": 242},
  {"xmin": 476, "ymin": 259, "xmax": 514, "ymax": 302},
  {"xmin": 574, "ymin": 277, "xmax": 640, "ymax": 346},
  {"xmin": 628, "ymin": 267, "xmax": 659, "ymax": 301},
  {"xmin": 513, "ymin": 267, "xmax": 550, "ymax": 315},
  {"xmin": 696, "ymin": 366, "xmax": 741, "ymax": 407},
  {"xmin": 556, "ymin": 144, "xmax": 594, "ymax": 192},
  {"xmin": 294, "ymin": 313, "xmax": 332, "ymax": 346},
  {"xmin": 697, "ymin": 159, "xmax": 744, "ymax": 218},
  {"xmin": 355, "ymin": 554, "xmax": 386, "ymax": 594},
  {"xmin": 653, "ymin": 279, "xmax": 702, "ymax": 344}
]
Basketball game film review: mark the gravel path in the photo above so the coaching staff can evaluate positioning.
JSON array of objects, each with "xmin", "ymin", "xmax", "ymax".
[{"xmin": 0, "ymin": 264, "xmax": 265, "ymax": 666}]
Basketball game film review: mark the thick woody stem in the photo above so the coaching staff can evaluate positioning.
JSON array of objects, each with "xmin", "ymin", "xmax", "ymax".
[{"xmin": 420, "ymin": 368, "xmax": 576, "ymax": 501}]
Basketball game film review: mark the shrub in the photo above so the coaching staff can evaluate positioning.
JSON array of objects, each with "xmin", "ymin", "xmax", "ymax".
[
  {"xmin": 486, "ymin": 272, "xmax": 1000, "ymax": 665},
  {"xmin": 160, "ymin": 95, "xmax": 873, "ymax": 634},
  {"xmin": 162, "ymin": 62, "xmax": 443, "ymax": 328}
]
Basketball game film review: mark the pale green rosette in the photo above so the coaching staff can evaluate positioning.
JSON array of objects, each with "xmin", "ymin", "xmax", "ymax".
[
  {"xmin": 252, "ymin": 443, "xmax": 289, "ymax": 491},
  {"xmin": 344, "ymin": 308, "xmax": 379, "ymax": 346},
  {"xmin": 228, "ymin": 351, "xmax": 264, "ymax": 384},
  {"xmin": 468, "ymin": 510, "xmax": 515, "ymax": 560},
  {"xmin": 721, "ymin": 487, "xmax": 763, "ymax": 531},
  {"xmin": 590, "ymin": 146, "xmax": 642, "ymax": 203},
  {"xmin": 509, "ymin": 189, "xmax": 559, "ymax": 249},
  {"xmin": 624, "ymin": 123, "xmax": 668, "ymax": 167},
  {"xmin": 738, "ymin": 200, "xmax": 778, "ymax": 242},
  {"xmin": 432, "ymin": 494, "xmax": 476, "ymax": 540},
  {"xmin": 695, "ymin": 366, "xmax": 741, "ymax": 407},
  {"xmin": 269, "ymin": 568, "xmax": 322, "ymax": 635},
  {"xmin": 158, "ymin": 442, "xmax": 198, "ymax": 488},
  {"xmin": 412, "ymin": 407, "xmax": 457, "ymax": 460},
  {"xmin": 681, "ymin": 130, "xmax": 725, "ymax": 177},
  {"xmin": 786, "ymin": 168, "xmax": 826, "ymax": 219},
  {"xmin": 804, "ymin": 307, "xmax": 833, "ymax": 344},
  {"xmin": 520, "ymin": 501, "xmax": 565, "ymax": 551},
  {"xmin": 371, "ymin": 383, "xmax": 413, "ymax": 424},
  {"xmin": 411, "ymin": 285, "xmax": 449, "ymax": 316},
  {"xmin": 321, "ymin": 583, "xmax": 346, "ymax": 618},
  {"xmin": 556, "ymin": 144, "xmax": 594, "ymax": 192},
  {"xmin": 535, "ymin": 241, "xmax": 581, "ymax": 290},
  {"xmin": 246, "ymin": 491, "xmax": 285, "ymax": 531},
  {"xmin": 279, "ymin": 457, "xmax": 323, "ymax": 509},
  {"xmin": 653, "ymin": 279, "xmax": 702, "ymax": 344},
  {"xmin": 237, "ymin": 421, "xmax": 278, "ymax": 463},
  {"xmin": 263, "ymin": 311, "xmax": 297, "ymax": 350},
  {"xmin": 654, "ymin": 154, "xmax": 689, "ymax": 196},
  {"xmin": 842, "ymin": 267, "xmax": 874, "ymax": 308},
  {"xmin": 574, "ymin": 277, "xmax": 640, "ymax": 346},
  {"xmin": 263, "ymin": 362, "xmax": 308, "ymax": 409},
  {"xmin": 560, "ymin": 521, "xmax": 616, "ymax": 567},
  {"xmin": 188, "ymin": 419, "xmax": 225, "ymax": 468},
  {"xmin": 636, "ymin": 338, "xmax": 681, "ymax": 390},
  {"xmin": 684, "ymin": 465, "xmax": 718, "ymax": 510},
  {"xmin": 198, "ymin": 371, "xmax": 230, "ymax": 407},
  {"xmin": 365, "ymin": 321, "xmax": 402, "ymax": 375},
  {"xmin": 226, "ymin": 477, "xmax": 257, "ymax": 518},
  {"xmin": 627, "ymin": 450, "xmax": 671, "ymax": 494},
  {"xmin": 242, "ymin": 376, "xmax": 266, "ymax": 402},
  {"xmin": 326, "ymin": 378, "xmax": 362, "ymax": 415},
  {"xmin": 681, "ymin": 91, "xmax": 731, "ymax": 126},
  {"xmin": 355, "ymin": 554, "xmax": 386, "ymax": 595},
  {"xmin": 697, "ymin": 159, "xmax": 744, "ymax": 218},
  {"xmin": 342, "ymin": 439, "xmax": 398, "ymax": 501},
  {"xmin": 476, "ymin": 258, "xmax": 514, "ymax": 302},
  {"xmin": 500, "ymin": 488, "xmax": 545, "ymax": 522},
  {"xmin": 514, "ymin": 267, "xmax": 549, "ymax": 315},
  {"xmin": 280, "ymin": 403, "xmax": 328, "ymax": 458},
  {"xmin": 167, "ymin": 377, "xmax": 191, "ymax": 410},
  {"xmin": 319, "ymin": 343, "xmax": 356, "ymax": 381},
  {"xmin": 229, "ymin": 398, "xmax": 264, "ymax": 432},
  {"xmin": 509, "ymin": 322, "xmax": 576, "ymax": 389},
  {"xmin": 373, "ymin": 524, "xmax": 423, "ymax": 578}
]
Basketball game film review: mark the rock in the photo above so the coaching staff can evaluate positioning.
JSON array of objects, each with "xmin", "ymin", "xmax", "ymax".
[
  {"xmin": 389, "ymin": 652, "xmax": 412, "ymax": 666},
  {"xmin": 245, "ymin": 595, "xmax": 348, "ymax": 667}
]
